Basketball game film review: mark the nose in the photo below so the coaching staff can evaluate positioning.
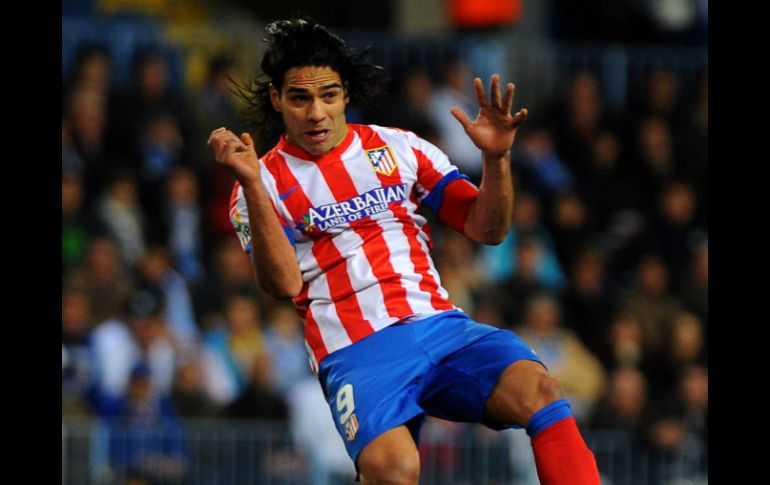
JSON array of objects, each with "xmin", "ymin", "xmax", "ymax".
[{"xmin": 306, "ymin": 97, "xmax": 325, "ymax": 122}]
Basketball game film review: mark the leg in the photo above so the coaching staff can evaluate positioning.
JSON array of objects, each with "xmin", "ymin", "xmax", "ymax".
[
  {"xmin": 485, "ymin": 360, "xmax": 600, "ymax": 485},
  {"xmin": 357, "ymin": 425, "xmax": 420, "ymax": 485},
  {"xmin": 484, "ymin": 359, "xmax": 560, "ymax": 425}
]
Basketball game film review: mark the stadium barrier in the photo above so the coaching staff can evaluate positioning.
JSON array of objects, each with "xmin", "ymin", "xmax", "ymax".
[{"xmin": 62, "ymin": 416, "xmax": 707, "ymax": 485}]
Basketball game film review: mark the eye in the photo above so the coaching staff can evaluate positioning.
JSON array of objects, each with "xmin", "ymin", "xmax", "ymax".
[{"xmin": 324, "ymin": 92, "xmax": 339, "ymax": 100}]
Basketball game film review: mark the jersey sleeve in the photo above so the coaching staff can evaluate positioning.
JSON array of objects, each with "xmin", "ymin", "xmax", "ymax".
[
  {"xmin": 229, "ymin": 182, "xmax": 295, "ymax": 256},
  {"xmin": 406, "ymin": 131, "xmax": 479, "ymax": 234}
]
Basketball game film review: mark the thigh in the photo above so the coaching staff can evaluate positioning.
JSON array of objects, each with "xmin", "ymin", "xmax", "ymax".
[
  {"xmin": 357, "ymin": 424, "xmax": 421, "ymax": 484},
  {"xmin": 419, "ymin": 325, "xmax": 543, "ymax": 429},
  {"xmin": 318, "ymin": 323, "xmax": 430, "ymax": 463}
]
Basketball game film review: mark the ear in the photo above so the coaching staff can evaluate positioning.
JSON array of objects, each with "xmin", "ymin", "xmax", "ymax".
[
  {"xmin": 343, "ymin": 82, "xmax": 350, "ymax": 105},
  {"xmin": 269, "ymin": 83, "xmax": 281, "ymax": 112}
]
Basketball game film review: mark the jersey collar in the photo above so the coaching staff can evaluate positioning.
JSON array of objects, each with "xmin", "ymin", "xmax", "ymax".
[{"xmin": 277, "ymin": 126, "xmax": 355, "ymax": 163}]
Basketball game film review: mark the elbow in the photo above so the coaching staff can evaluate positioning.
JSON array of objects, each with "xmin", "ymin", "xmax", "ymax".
[
  {"xmin": 483, "ymin": 232, "xmax": 507, "ymax": 245},
  {"xmin": 469, "ymin": 227, "xmax": 508, "ymax": 245},
  {"xmin": 260, "ymin": 275, "xmax": 303, "ymax": 300},
  {"xmin": 265, "ymin": 285, "xmax": 301, "ymax": 300},
  {"xmin": 464, "ymin": 216, "xmax": 510, "ymax": 246}
]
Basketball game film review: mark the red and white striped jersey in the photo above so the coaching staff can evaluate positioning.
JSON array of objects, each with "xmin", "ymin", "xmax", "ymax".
[{"xmin": 229, "ymin": 124, "xmax": 479, "ymax": 370}]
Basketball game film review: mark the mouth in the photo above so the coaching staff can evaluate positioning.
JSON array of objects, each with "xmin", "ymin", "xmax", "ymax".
[{"xmin": 304, "ymin": 128, "xmax": 331, "ymax": 143}]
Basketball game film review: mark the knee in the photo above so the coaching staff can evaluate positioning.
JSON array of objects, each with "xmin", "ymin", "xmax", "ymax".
[
  {"xmin": 521, "ymin": 373, "xmax": 564, "ymax": 422},
  {"xmin": 486, "ymin": 361, "xmax": 567, "ymax": 426},
  {"xmin": 358, "ymin": 447, "xmax": 420, "ymax": 485}
]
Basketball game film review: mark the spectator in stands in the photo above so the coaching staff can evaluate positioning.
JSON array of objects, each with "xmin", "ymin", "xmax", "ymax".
[
  {"xmin": 287, "ymin": 376, "xmax": 357, "ymax": 483},
  {"xmin": 368, "ymin": 67, "xmax": 439, "ymax": 143},
  {"xmin": 91, "ymin": 287, "xmax": 177, "ymax": 399},
  {"xmin": 136, "ymin": 111, "xmax": 187, "ymax": 243},
  {"xmin": 512, "ymin": 124, "xmax": 574, "ymax": 202},
  {"xmin": 222, "ymin": 353, "xmax": 288, "ymax": 421},
  {"xmin": 427, "ymin": 57, "xmax": 484, "ymax": 181},
  {"xmin": 514, "ymin": 292, "xmax": 607, "ymax": 422},
  {"xmin": 630, "ymin": 115, "xmax": 678, "ymax": 217},
  {"xmin": 619, "ymin": 253, "xmax": 684, "ymax": 378},
  {"xmin": 262, "ymin": 304, "xmax": 314, "ymax": 398},
  {"xmin": 547, "ymin": 192, "xmax": 594, "ymax": 273},
  {"xmin": 560, "ymin": 245, "xmax": 614, "ymax": 359},
  {"xmin": 590, "ymin": 367, "xmax": 651, "ymax": 439},
  {"xmin": 647, "ymin": 310, "xmax": 707, "ymax": 395},
  {"xmin": 647, "ymin": 365, "xmax": 708, "ymax": 463},
  {"xmin": 193, "ymin": 53, "xmax": 249, "ymax": 150},
  {"xmin": 579, "ymin": 128, "xmax": 643, "ymax": 232},
  {"xmin": 602, "ymin": 311, "xmax": 645, "ymax": 371},
  {"xmin": 677, "ymin": 70, "xmax": 708, "ymax": 192},
  {"xmin": 63, "ymin": 42, "xmax": 113, "ymax": 97},
  {"xmin": 65, "ymin": 83, "xmax": 112, "ymax": 205},
  {"xmin": 165, "ymin": 166, "xmax": 206, "ymax": 284},
  {"xmin": 497, "ymin": 235, "xmax": 557, "ymax": 325},
  {"xmin": 136, "ymin": 245, "xmax": 200, "ymax": 358},
  {"xmin": 62, "ymin": 172, "xmax": 92, "ymax": 280},
  {"xmin": 98, "ymin": 362, "xmax": 190, "ymax": 483},
  {"xmin": 170, "ymin": 358, "xmax": 218, "ymax": 418},
  {"xmin": 588, "ymin": 366, "xmax": 656, "ymax": 485},
  {"xmin": 433, "ymin": 229, "xmax": 486, "ymax": 317},
  {"xmin": 192, "ymin": 237, "xmax": 264, "ymax": 328},
  {"xmin": 679, "ymin": 237, "xmax": 708, "ymax": 328},
  {"xmin": 551, "ymin": 71, "xmax": 607, "ymax": 176},
  {"xmin": 199, "ymin": 291, "xmax": 265, "ymax": 406},
  {"xmin": 62, "ymin": 286, "xmax": 98, "ymax": 415},
  {"xmin": 95, "ymin": 169, "xmax": 147, "ymax": 269},
  {"xmin": 645, "ymin": 180, "xmax": 705, "ymax": 286},
  {"xmin": 478, "ymin": 191, "xmax": 565, "ymax": 289},
  {"xmin": 67, "ymin": 236, "xmax": 135, "ymax": 324},
  {"xmin": 109, "ymin": 46, "xmax": 190, "ymax": 162}
]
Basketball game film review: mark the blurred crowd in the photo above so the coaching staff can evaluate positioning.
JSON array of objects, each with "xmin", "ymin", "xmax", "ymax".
[{"xmin": 61, "ymin": 26, "xmax": 707, "ymax": 483}]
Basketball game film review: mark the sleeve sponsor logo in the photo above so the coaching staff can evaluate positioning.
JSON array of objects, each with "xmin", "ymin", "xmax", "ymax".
[{"xmin": 230, "ymin": 207, "xmax": 252, "ymax": 251}]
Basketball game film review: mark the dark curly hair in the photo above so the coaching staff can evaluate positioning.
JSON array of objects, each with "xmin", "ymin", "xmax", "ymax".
[{"xmin": 233, "ymin": 18, "xmax": 385, "ymax": 154}]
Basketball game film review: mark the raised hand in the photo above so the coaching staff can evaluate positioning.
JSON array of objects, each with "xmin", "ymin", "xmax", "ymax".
[
  {"xmin": 207, "ymin": 127, "xmax": 261, "ymax": 185},
  {"xmin": 450, "ymin": 74, "xmax": 528, "ymax": 159}
]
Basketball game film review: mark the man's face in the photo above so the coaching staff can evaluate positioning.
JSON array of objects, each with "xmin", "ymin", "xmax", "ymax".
[{"xmin": 270, "ymin": 66, "xmax": 349, "ymax": 155}]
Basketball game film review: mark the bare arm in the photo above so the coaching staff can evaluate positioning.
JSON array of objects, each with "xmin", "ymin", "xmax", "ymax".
[
  {"xmin": 450, "ymin": 75, "xmax": 528, "ymax": 245},
  {"xmin": 208, "ymin": 128, "xmax": 303, "ymax": 299}
]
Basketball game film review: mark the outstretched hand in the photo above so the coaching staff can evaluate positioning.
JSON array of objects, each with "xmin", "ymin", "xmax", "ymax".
[
  {"xmin": 450, "ymin": 74, "xmax": 528, "ymax": 159},
  {"xmin": 207, "ymin": 127, "xmax": 261, "ymax": 185}
]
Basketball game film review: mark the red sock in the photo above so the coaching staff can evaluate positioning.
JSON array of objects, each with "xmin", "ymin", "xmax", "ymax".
[{"xmin": 531, "ymin": 417, "xmax": 600, "ymax": 485}]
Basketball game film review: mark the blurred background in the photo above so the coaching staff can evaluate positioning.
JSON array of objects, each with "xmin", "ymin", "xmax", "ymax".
[{"xmin": 62, "ymin": 0, "xmax": 708, "ymax": 483}]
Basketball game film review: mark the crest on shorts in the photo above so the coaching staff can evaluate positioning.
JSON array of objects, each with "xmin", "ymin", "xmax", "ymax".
[
  {"xmin": 366, "ymin": 146, "xmax": 398, "ymax": 176},
  {"xmin": 344, "ymin": 413, "xmax": 359, "ymax": 441}
]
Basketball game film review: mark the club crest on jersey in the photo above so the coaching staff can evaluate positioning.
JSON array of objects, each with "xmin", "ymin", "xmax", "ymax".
[{"xmin": 366, "ymin": 146, "xmax": 398, "ymax": 176}]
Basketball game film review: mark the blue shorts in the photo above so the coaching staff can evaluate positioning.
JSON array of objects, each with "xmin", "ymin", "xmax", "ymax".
[{"xmin": 317, "ymin": 310, "xmax": 543, "ymax": 463}]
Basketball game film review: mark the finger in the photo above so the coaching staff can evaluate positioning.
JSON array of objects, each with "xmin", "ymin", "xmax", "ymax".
[
  {"xmin": 241, "ymin": 132, "xmax": 254, "ymax": 148},
  {"xmin": 473, "ymin": 77, "xmax": 488, "ymax": 109},
  {"xmin": 211, "ymin": 131, "xmax": 242, "ymax": 155},
  {"xmin": 490, "ymin": 74, "xmax": 502, "ymax": 110},
  {"xmin": 222, "ymin": 139, "xmax": 247, "ymax": 161},
  {"xmin": 511, "ymin": 108, "xmax": 529, "ymax": 128},
  {"xmin": 502, "ymin": 83, "xmax": 515, "ymax": 114},
  {"xmin": 450, "ymin": 107, "xmax": 473, "ymax": 130},
  {"xmin": 207, "ymin": 126, "xmax": 227, "ymax": 145}
]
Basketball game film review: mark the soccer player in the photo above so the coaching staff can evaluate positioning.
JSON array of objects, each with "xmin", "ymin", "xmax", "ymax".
[{"xmin": 208, "ymin": 18, "xmax": 601, "ymax": 485}]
